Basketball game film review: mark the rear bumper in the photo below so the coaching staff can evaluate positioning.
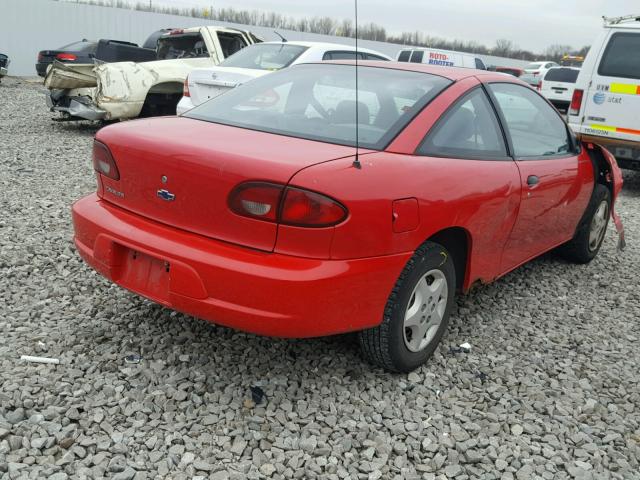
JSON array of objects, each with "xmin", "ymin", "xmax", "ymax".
[
  {"xmin": 36, "ymin": 63, "xmax": 48, "ymax": 77},
  {"xmin": 47, "ymin": 94, "xmax": 106, "ymax": 121},
  {"xmin": 72, "ymin": 194, "xmax": 409, "ymax": 338}
]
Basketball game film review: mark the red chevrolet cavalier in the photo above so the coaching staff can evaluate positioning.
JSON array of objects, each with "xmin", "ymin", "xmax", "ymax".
[{"xmin": 73, "ymin": 62, "xmax": 623, "ymax": 372}]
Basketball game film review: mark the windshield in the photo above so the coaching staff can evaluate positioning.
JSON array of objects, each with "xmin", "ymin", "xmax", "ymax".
[
  {"xmin": 185, "ymin": 64, "xmax": 451, "ymax": 150},
  {"xmin": 157, "ymin": 34, "xmax": 208, "ymax": 60},
  {"xmin": 221, "ymin": 43, "xmax": 308, "ymax": 71},
  {"xmin": 544, "ymin": 68, "xmax": 579, "ymax": 83}
]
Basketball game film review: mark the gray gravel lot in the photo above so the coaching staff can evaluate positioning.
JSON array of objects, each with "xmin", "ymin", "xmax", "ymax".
[{"xmin": 1, "ymin": 77, "xmax": 639, "ymax": 480}]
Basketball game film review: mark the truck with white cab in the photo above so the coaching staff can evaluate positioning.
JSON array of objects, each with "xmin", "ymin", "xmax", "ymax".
[{"xmin": 44, "ymin": 26, "xmax": 260, "ymax": 121}]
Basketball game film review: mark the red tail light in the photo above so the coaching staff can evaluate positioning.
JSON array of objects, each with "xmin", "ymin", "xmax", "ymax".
[
  {"xmin": 92, "ymin": 141, "xmax": 120, "ymax": 180},
  {"xmin": 281, "ymin": 187, "xmax": 347, "ymax": 227},
  {"xmin": 569, "ymin": 89, "xmax": 584, "ymax": 116},
  {"xmin": 183, "ymin": 77, "xmax": 190, "ymax": 97},
  {"xmin": 56, "ymin": 53, "xmax": 77, "ymax": 61},
  {"xmin": 537, "ymin": 81, "xmax": 542, "ymax": 92},
  {"xmin": 228, "ymin": 182, "xmax": 348, "ymax": 227}
]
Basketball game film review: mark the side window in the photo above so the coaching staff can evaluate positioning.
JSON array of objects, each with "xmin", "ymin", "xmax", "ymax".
[
  {"xmin": 410, "ymin": 51, "xmax": 424, "ymax": 63},
  {"xmin": 397, "ymin": 51, "xmax": 411, "ymax": 62},
  {"xmin": 323, "ymin": 51, "xmax": 358, "ymax": 61},
  {"xmin": 489, "ymin": 83, "xmax": 570, "ymax": 158},
  {"xmin": 217, "ymin": 32, "xmax": 248, "ymax": 58},
  {"xmin": 598, "ymin": 32, "xmax": 640, "ymax": 80},
  {"xmin": 418, "ymin": 88, "xmax": 507, "ymax": 158},
  {"xmin": 364, "ymin": 53, "xmax": 389, "ymax": 61}
]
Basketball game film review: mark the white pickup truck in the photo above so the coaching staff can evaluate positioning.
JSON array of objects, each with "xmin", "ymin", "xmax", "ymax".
[{"xmin": 44, "ymin": 26, "xmax": 260, "ymax": 121}]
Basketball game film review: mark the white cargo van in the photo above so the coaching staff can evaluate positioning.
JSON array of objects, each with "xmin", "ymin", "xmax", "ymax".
[
  {"xmin": 568, "ymin": 14, "xmax": 640, "ymax": 170},
  {"xmin": 397, "ymin": 48, "xmax": 486, "ymax": 70}
]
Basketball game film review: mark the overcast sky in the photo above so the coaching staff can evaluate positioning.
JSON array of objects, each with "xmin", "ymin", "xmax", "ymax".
[{"xmin": 144, "ymin": 0, "xmax": 637, "ymax": 51}]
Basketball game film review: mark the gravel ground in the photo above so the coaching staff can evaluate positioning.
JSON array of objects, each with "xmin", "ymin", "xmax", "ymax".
[{"xmin": 1, "ymin": 77, "xmax": 639, "ymax": 480}]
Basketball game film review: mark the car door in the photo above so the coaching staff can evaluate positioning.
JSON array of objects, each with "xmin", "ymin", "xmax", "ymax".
[{"xmin": 487, "ymin": 82, "xmax": 593, "ymax": 272}]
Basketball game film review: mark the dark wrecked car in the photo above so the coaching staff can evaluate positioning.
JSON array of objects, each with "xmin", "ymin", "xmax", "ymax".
[
  {"xmin": 0, "ymin": 53, "xmax": 9, "ymax": 81},
  {"xmin": 36, "ymin": 29, "xmax": 173, "ymax": 77}
]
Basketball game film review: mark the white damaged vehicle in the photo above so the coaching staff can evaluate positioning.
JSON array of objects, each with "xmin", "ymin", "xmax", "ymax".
[
  {"xmin": 45, "ymin": 26, "xmax": 260, "ymax": 121},
  {"xmin": 177, "ymin": 41, "xmax": 391, "ymax": 114}
]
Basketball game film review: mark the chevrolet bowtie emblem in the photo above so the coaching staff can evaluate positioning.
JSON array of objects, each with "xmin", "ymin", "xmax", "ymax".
[{"xmin": 157, "ymin": 189, "xmax": 175, "ymax": 201}]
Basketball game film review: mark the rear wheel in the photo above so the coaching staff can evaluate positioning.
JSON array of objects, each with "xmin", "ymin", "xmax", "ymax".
[
  {"xmin": 358, "ymin": 241, "xmax": 456, "ymax": 372},
  {"xmin": 559, "ymin": 184, "xmax": 611, "ymax": 264}
]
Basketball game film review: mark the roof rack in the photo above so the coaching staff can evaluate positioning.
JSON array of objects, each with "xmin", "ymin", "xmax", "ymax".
[{"xmin": 603, "ymin": 14, "xmax": 640, "ymax": 25}]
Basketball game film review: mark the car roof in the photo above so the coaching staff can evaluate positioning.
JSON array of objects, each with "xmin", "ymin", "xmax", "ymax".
[
  {"xmin": 259, "ymin": 41, "xmax": 389, "ymax": 55},
  {"xmin": 315, "ymin": 60, "xmax": 487, "ymax": 81}
]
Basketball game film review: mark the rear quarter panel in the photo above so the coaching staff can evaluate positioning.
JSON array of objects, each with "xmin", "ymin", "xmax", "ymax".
[{"xmin": 288, "ymin": 154, "xmax": 522, "ymax": 289}]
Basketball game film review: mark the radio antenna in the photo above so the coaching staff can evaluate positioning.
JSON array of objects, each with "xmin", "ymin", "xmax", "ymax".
[{"xmin": 352, "ymin": 0, "xmax": 362, "ymax": 169}]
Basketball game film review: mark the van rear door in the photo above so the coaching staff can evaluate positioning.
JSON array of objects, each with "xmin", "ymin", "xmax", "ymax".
[{"xmin": 581, "ymin": 30, "xmax": 640, "ymax": 143}]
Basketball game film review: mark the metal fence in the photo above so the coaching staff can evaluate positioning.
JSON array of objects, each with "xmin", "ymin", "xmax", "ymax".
[{"xmin": 1, "ymin": 0, "xmax": 529, "ymax": 76}]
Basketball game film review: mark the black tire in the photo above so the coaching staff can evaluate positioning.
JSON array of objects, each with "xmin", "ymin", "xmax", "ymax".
[
  {"xmin": 559, "ymin": 184, "xmax": 611, "ymax": 264},
  {"xmin": 358, "ymin": 241, "xmax": 456, "ymax": 373}
]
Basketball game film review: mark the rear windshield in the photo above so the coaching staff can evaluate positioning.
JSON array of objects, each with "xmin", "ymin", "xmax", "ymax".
[
  {"xmin": 58, "ymin": 41, "xmax": 97, "ymax": 53},
  {"xmin": 221, "ymin": 43, "xmax": 307, "ymax": 70},
  {"xmin": 598, "ymin": 32, "xmax": 640, "ymax": 80},
  {"xmin": 185, "ymin": 64, "xmax": 451, "ymax": 150},
  {"xmin": 525, "ymin": 62, "xmax": 544, "ymax": 70},
  {"xmin": 544, "ymin": 68, "xmax": 579, "ymax": 83},
  {"xmin": 157, "ymin": 33, "xmax": 208, "ymax": 60}
]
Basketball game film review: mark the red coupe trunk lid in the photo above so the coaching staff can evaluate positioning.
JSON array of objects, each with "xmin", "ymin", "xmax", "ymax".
[{"xmin": 96, "ymin": 117, "xmax": 357, "ymax": 251}]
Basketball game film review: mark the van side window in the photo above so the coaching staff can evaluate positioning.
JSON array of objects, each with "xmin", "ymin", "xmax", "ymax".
[
  {"xmin": 598, "ymin": 32, "xmax": 640, "ymax": 80},
  {"xmin": 410, "ymin": 51, "xmax": 424, "ymax": 63},
  {"xmin": 397, "ymin": 51, "xmax": 411, "ymax": 62},
  {"xmin": 418, "ymin": 88, "xmax": 507, "ymax": 159}
]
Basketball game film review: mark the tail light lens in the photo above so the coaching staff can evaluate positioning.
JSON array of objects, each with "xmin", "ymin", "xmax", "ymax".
[
  {"xmin": 56, "ymin": 53, "xmax": 77, "ymax": 61},
  {"xmin": 92, "ymin": 140, "xmax": 120, "ymax": 180},
  {"xmin": 570, "ymin": 89, "xmax": 584, "ymax": 116},
  {"xmin": 281, "ymin": 187, "xmax": 347, "ymax": 227},
  {"xmin": 228, "ymin": 182, "xmax": 347, "ymax": 227},
  {"xmin": 183, "ymin": 77, "xmax": 190, "ymax": 97}
]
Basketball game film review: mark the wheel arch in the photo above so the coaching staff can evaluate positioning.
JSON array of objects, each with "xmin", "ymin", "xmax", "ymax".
[{"xmin": 426, "ymin": 226, "xmax": 472, "ymax": 292}]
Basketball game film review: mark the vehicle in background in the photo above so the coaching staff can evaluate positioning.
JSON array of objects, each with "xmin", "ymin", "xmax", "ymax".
[
  {"xmin": 561, "ymin": 54, "xmax": 585, "ymax": 67},
  {"xmin": 539, "ymin": 67, "xmax": 580, "ymax": 111},
  {"xmin": 522, "ymin": 61, "xmax": 559, "ymax": 87},
  {"xmin": 177, "ymin": 41, "xmax": 391, "ymax": 114},
  {"xmin": 396, "ymin": 47, "xmax": 486, "ymax": 70},
  {"xmin": 36, "ymin": 30, "xmax": 172, "ymax": 77},
  {"xmin": 520, "ymin": 73, "xmax": 539, "ymax": 87},
  {"xmin": 44, "ymin": 26, "xmax": 260, "ymax": 121},
  {"xmin": 495, "ymin": 66, "xmax": 524, "ymax": 77},
  {"xmin": 73, "ymin": 62, "xmax": 623, "ymax": 372},
  {"xmin": 568, "ymin": 14, "xmax": 640, "ymax": 170},
  {"xmin": 0, "ymin": 53, "xmax": 9, "ymax": 81}
]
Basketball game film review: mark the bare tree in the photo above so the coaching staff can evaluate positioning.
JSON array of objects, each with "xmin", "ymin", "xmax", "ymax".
[{"xmin": 493, "ymin": 39, "xmax": 515, "ymax": 57}]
